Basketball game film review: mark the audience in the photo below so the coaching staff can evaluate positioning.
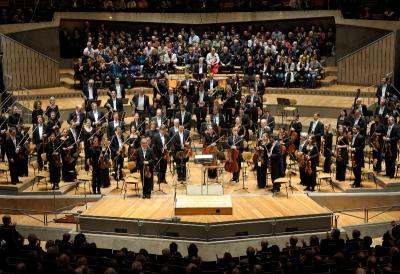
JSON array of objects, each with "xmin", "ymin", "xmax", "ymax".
[{"xmin": 1, "ymin": 215, "xmax": 400, "ymax": 274}]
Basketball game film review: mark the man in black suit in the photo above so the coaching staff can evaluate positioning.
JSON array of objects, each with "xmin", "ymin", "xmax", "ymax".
[
  {"xmin": 175, "ymin": 104, "xmax": 191, "ymax": 130},
  {"xmin": 268, "ymin": 134, "xmax": 284, "ymax": 192},
  {"xmin": 353, "ymin": 98, "xmax": 368, "ymax": 117},
  {"xmin": 383, "ymin": 116, "xmax": 399, "ymax": 178},
  {"xmin": 308, "ymin": 113, "xmax": 324, "ymax": 151},
  {"xmin": 173, "ymin": 125, "xmax": 191, "ymax": 182},
  {"xmin": 252, "ymin": 74, "xmax": 265, "ymax": 96},
  {"xmin": 107, "ymin": 112, "xmax": 125, "ymax": 139},
  {"xmin": 109, "ymin": 77, "xmax": 125, "ymax": 99},
  {"xmin": 289, "ymin": 114, "xmax": 303, "ymax": 149},
  {"xmin": 179, "ymin": 74, "xmax": 195, "ymax": 98},
  {"xmin": 7, "ymin": 106, "xmax": 22, "ymax": 128},
  {"xmin": 151, "ymin": 109, "xmax": 168, "ymax": 129},
  {"xmin": 374, "ymin": 98, "xmax": 389, "ymax": 119},
  {"xmin": 194, "ymin": 88, "xmax": 209, "ymax": 132},
  {"xmin": 150, "ymin": 78, "xmax": 168, "ymax": 101},
  {"xmin": 87, "ymin": 102, "xmax": 105, "ymax": 127},
  {"xmin": 245, "ymin": 88, "xmax": 262, "ymax": 129},
  {"xmin": 349, "ymin": 125, "xmax": 365, "ymax": 187},
  {"xmin": 131, "ymin": 87, "xmax": 150, "ymax": 117},
  {"xmin": 32, "ymin": 116, "xmax": 48, "ymax": 171},
  {"xmin": 352, "ymin": 110, "xmax": 367, "ymax": 137},
  {"xmin": 110, "ymin": 126, "xmax": 124, "ymax": 180},
  {"xmin": 82, "ymin": 79, "xmax": 98, "ymax": 111},
  {"xmin": 5, "ymin": 128, "xmax": 21, "ymax": 184},
  {"xmin": 130, "ymin": 112, "xmax": 144, "ymax": 135},
  {"xmin": 376, "ymin": 77, "xmax": 392, "ymax": 105},
  {"xmin": 219, "ymin": 46, "xmax": 233, "ymax": 73},
  {"xmin": 227, "ymin": 126, "xmax": 243, "ymax": 183},
  {"xmin": 67, "ymin": 105, "xmax": 85, "ymax": 132},
  {"xmin": 193, "ymin": 57, "xmax": 207, "ymax": 80},
  {"xmin": 166, "ymin": 88, "xmax": 179, "ymax": 111},
  {"xmin": 0, "ymin": 113, "xmax": 8, "ymax": 162},
  {"xmin": 204, "ymin": 73, "xmax": 218, "ymax": 93},
  {"xmin": 152, "ymin": 125, "xmax": 170, "ymax": 185},
  {"xmin": 200, "ymin": 114, "xmax": 217, "ymax": 137},
  {"xmin": 106, "ymin": 90, "xmax": 124, "ymax": 113},
  {"xmin": 137, "ymin": 137, "xmax": 155, "ymax": 198},
  {"xmin": 169, "ymin": 118, "xmax": 180, "ymax": 137}
]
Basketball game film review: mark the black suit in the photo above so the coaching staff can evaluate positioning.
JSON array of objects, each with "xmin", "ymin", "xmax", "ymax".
[
  {"xmin": 350, "ymin": 133, "xmax": 365, "ymax": 186},
  {"xmin": 193, "ymin": 63, "xmax": 207, "ymax": 80},
  {"xmin": 107, "ymin": 120, "xmax": 125, "ymax": 139},
  {"xmin": 153, "ymin": 81, "xmax": 168, "ymax": 100},
  {"xmin": 252, "ymin": 80, "xmax": 265, "ymax": 95},
  {"xmin": 7, "ymin": 113, "xmax": 22, "ymax": 128},
  {"xmin": 67, "ymin": 111, "xmax": 85, "ymax": 130},
  {"xmin": 227, "ymin": 135, "xmax": 243, "ymax": 182},
  {"xmin": 32, "ymin": 124, "xmax": 48, "ymax": 170},
  {"xmin": 180, "ymin": 79, "xmax": 196, "ymax": 97},
  {"xmin": 87, "ymin": 110, "xmax": 105, "ymax": 126},
  {"xmin": 152, "ymin": 133, "xmax": 170, "ymax": 183},
  {"xmin": 110, "ymin": 133, "xmax": 124, "ymax": 180},
  {"xmin": 151, "ymin": 116, "xmax": 168, "ymax": 129},
  {"xmin": 130, "ymin": 118, "xmax": 144, "ymax": 135},
  {"xmin": 166, "ymin": 94, "xmax": 180, "ymax": 110},
  {"xmin": 353, "ymin": 117, "xmax": 367, "ymax": 137},
  {"xmin": 132, "ymin": 94, "xmax": 150, "ymax": 113},
  {"xmin": 245, "ymin": 95, "xmax": 262, "ymax": 127},
  {"xmin": 269, "ymin": 142, "xmax": 284, "ymax": 189},
  {"xmin": 83, "ymin": 85, "xmax": 98, "ymax": 100},
  {"xmin": 5, "ymin": 135, "xmax": 20, "ymax": 184},
  {"xmin": 204, "ymin": 78, "xmax": 218, "ymax": 92},
  {"xmin": 106, "ymin": 98, "xmax": 124, "ymax": 113},
  {"xmin": 137, "ymin": 147, "xmax": 155, "ymax": 198},
  {"xmin": 374, "ymin": 105, "xmax": 389, "ymax": 118},
  {"xmin": 376, "ymin": 83, "xmax": 391, "ymax": 104},
  {"xmin": 173, "ymin": 131, "xmax": 191, "ymax": 181},
  {"xmin": 289, "ymin": 120, "xmax": 302, "ymax": 149},
  {"xmin": 175, "ymin": 111, "xmax": 192, "ymax": 130},
  {"xmin": 384, "ymin": 124, "xmax": 399, "ymax": 178},
  {"xmin": 308, "ymin": 120, "xmax": 324, "ymax": 150},
  {"xmin": 262, "ymin": 115, "xmax": 276, "ymax": 132},
  {"xmin": 110, "ymin": 84, "xmax": 126, "ymax": 99}
]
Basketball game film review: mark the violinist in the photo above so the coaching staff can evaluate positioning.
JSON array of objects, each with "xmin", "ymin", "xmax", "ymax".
[
  {"xmin": 337, "ymin": 109, "xmax": 352, "ymax": 131},
  {"xmin": 245, "ymin": 88, "xmax": 262, "ymax": 131},
  {"xmin": 45, "ymin": 96, "xmax": 60, "ymax": 120},
  {"xmin": 255, "ymin": 133, "xmax": 269, "ymax": 188},
  {"xmin": 221, "ymin": 86, "xmax": 236, "ymax": 126},
  {"xmin": 374, "ymin": 99, "xmax": 389, "ymax": 119},
  {"xmin": 31, "ymin": 100, "xmax": 43, "ymax": 127},
  {"xmin": 227, "ymin": 127, "xmax": 243, "ymax": 183},
  {"xmin": 130, "ymin": 112, "xmax": 144, "ymax": 135},
  {"xmin": 203, "ymin": 126, "xmax": 219, "ymax": 179},
  {"xmin": 173, "ymin": 125, "xmax": 191, "ymax": 182},
  {"xmin": 308, "ymin": 113, "xmax": 324, "ymax": 151},
  {"xmin": 279, "ymin": 128, "xmax": 289, "ymax": 174},
  {"xmin": 200, "ymin": 115, "xmax": 217, "ymax": 138},
  {"xmin": 236, "ymin": 107, "xmax": 251, "ymax": 139},
  {"xmin": 289, "ymin": 114, "xmax": 302, "ymax": 149},
  {"xmin": 152, "ymin": 125, "xmax": 170, "ymax": 185},
  {"xmin": 82, "ymin": 119, "xmax": 94, "ymax": 171},
  {"xmin": 298, "ymin": 133, "xmax": 308, "ymax": 186},
  {"xmin": 32, "ymin": 116, "xmax": 48, "ymax": 171},
  {"xmin": 0, "ymin": 112, "xmax": 8, "ymax": 162},
  {"xmin": 46, "ymin": 132, "xmax": 61, "ymax": 190},
  {"xmin": 179, "ymin": 73, "xmax": 195, "ymax": 98},
  {"xmin": 151, "ymin": 109, "xmax": 167, "ymax": 130},
  {"xmin": 194, "ymin": 83, "xmax": 209, "ymax": 133},
  {"xmin": 67, "ymin": 105, "xmax": 85, "ymax": 132},
  {"xmin": 8, "ymin": 106, "xmax": 22, "ymax": 128},
  {"xmin": 349, "ymin": 125, "xmax": 365, "ymax": 187},
  {"xmin": 168, "ymin": 118, "xmax": 180, "ymax": 138},
  {"xmin": 61, "ymin": 128, "xmax": 78, "ymax": 182},
  {"xmin": 47, "ymin": 111, "xmax": 62, "ymax": 136},
  {"xmin": 233, "ymin": 117, "xmax": 246, "ymax": 139},
  {"xmin": 107, "ymin": 112, "xmax": 125, "ymax": 139},
  {"xmin": 335, "ymin": 125, "xmax": 348, "ymax": 181},
  {"xmin": 110, "ymin": 126, "xmax": 125, "ymax": 181},
  {"xmin": 228, "ymin": 73, "xmax": 242, "ymax": 99},
  {"xmin": 166, "ymin": 88, "xmax": 179, "ymax": 112},
  {"xmin": 383, "ymin": 116, "xmax": 399, "ymax": 178},
  {"xmin": 105, "ymin": 90, "xmax": 124, "ymax": 114},
  {"xmin": 87, "ymin": 136, "xmax": 104, "ymax": 194},
  {"xmin": 175, "ymin": 104, "xmax": 191, "ymax": 131},
  {"xmin": 137, "ymin": 137, "xmax": 155, "ymax": 198},
  {"xmin": 369, "ymin": 116, "xmax": 385, "ymax": 172},
  {"xmin": 302, "ymin": 135, "xmax": 319, "ymax": 192},
  {"xmin": 258, "ymin": 119, "xmax": 272, "ymax": 140},
  {"xmin": 352, "ymin": 110, "xmax": 367, "ymax": 137},
  {"xmin": 261, "ymin": 109, "xmax": 275, "ymax": 132},
  {"xmin": 268, "ymin": 134, "xmax": 284, "ymax": 192},
  {"xmin": 322, "ymin": 124, "xmax": 333, "ymax": 173},
  {"xmin": 5, "ymin": 127, "xmax": 21, "ymax": 185},
  {"xmin": 87, "ymin": 102, "xmax": 105, "ymax": 129},
  {"xmin": 252, "ymin": 74, "xmax": 265, "ymax": 96},
  {"xmin": 211, "ymin": 106, "xmax": 224, "ymax": 132},
  {"xmin": 145, "ymin": 121, "xmax": 159, "ymax": 140},
  {"xmin": 132, "ymin": 87, "xmax": 150, "ymax": 118},
  {"xmin": 16, "ymin": 125, "xmax": 29, "ymax": 177}
]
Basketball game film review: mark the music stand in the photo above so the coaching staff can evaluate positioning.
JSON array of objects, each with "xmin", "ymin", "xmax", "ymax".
[{"xmin": 276, "ymin": 98, "xmax": 290, "ymax": 127}]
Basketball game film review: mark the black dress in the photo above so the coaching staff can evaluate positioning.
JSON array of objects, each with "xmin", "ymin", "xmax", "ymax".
[
  {"xmin": 60, "ymin": 137, "xmax": 77, "ymax": 182},
  {"xmin": 335, "ymin": 135, "xmax": 348, "ymax": 181},
  {"xmin": 46, "ymin": 140, "xmax": 61, "ymax": 188},
  {"xmin": 302, "ymin": 144, "xmax": 319, "ymax": 191}
]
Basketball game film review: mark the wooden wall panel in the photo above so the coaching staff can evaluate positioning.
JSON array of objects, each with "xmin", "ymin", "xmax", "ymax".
[
  {"xmin": 0, "ymin": 34, "xmax": 59, "ymax": 90},
  {"xmin": 337, "ymin": 32, "xmax": 395, "ymax": 86}
]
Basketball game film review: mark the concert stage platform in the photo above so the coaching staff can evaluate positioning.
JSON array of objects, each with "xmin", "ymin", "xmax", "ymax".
[{"xmin": 79, "ymin": 195, "xmax": 332, "ymax": 241}]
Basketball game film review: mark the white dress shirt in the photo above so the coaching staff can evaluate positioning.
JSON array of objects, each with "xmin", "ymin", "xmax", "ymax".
[
  {"xmin": 137, "ymin": 95, "xmax": 145, "ymax": 110},
  {"xmin": 116, "ymin": 84, "xmax": 122, "ymax": 98}
]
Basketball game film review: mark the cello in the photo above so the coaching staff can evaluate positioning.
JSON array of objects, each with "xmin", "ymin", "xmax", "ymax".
[
  {"xmin": 224, "ymin": 134, "xmax": 240, "ymax": 174},
  {"xmin": 287, "ymin": 129, "xmax": 298, "ymax": 154}
]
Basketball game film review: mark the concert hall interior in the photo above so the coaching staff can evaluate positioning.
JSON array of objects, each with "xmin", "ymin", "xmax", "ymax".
[{"xmin": 1, "ymin": 1, "xmax": 400, "ymax": 274}]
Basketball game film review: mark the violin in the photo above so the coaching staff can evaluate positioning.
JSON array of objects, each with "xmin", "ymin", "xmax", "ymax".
[
  {"xmin": 162, "ymin": 147, "xmax": 170, "ymax": 161},
  {"xmin": 53, "ymin": 152, "xmax": 62, "ymax": 167},
  {"xmin": 305, "ymin": 150, "xmax": 313, "ymax": 175},
  {"xmin": 252, "ymin": 141, "xmax": 265, "ymax": 166},
  {"xmin": 144, "ymin": 164, "xmax": 152, "ymax": 179},
  {"xmin": 372, "ymin": 132, "xmax": 380, "ymax": 152},
  {"xmin": 287, "ymin": 129, "xmax": 298, "ymax": 154},
  {"xmin": 99, "ymin": 147, "xmax": 112, "ymax": 170}
]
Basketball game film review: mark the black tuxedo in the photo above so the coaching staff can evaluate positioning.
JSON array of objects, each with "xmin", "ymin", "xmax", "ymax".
[
  {"xmin": 376, "ymin": 83, "xmax": 392, "ymax": 103},
  {"xmin": 107, "ymin": 120, "xmax": 125, "ymax": 139},
  {"xmin": 151, "ymin": 116, "xmax": 168, "ymax": 129},
  {"xmin": 166, "ymin": 94, "xmax": 180, "ymax": 109},
  {"xmin": 87, "ymin": 110, "xmax": 105, "ymax": 125},
  {"xmin": 83, "ymin": 85, "xmax": 98, "ymax": 100},
  {"xmin": 252, "ymin": 80, "xmax": 265, "ymax": 95},
  {"xmin": 175, "ymin": 111, "xmax": 192, "ymax": 130},
  {"xmin": 352, "ymin": 116, "xmax": 367, "ymax": 136},
  {"xmin": 106, "ymin": 98, "xmax": 124, "ymax": 113},
  {"xmin": 168, "ymin": 126, "xmax": 179, "ymax": 138},
  {"xmin": 67, "ymin": 111, "xmax": 85, "ymax": 129},
  {"xmin": 5, "ymin": 135, "xmax": 20, "ymax": 184},
  {"xmin": 136, "ymin": 147, "xmax": 155, "ymax": 197},
  {"xmin": 374, "ymin": 105, "xmax": 389, "ymax": 118},
  {"xmin": 132, "ymin": 94, "xmax": 150, "ymax": 112},
  {"xmin": 384, "ymin": 124, "xmax": 399, "ymax": 178},
  {"xmin": 110, "ymin": 83, "xmax": 126, "ymax": 99},
  {"xmin": 308, "ymin": 120, "xmax": 324, "ymax": 149},
  {"xmin": 109, "ymin": 134, "xmax": 124, "ymax": 158},
  {"xmin": 193, "ymin": 63, "xmax": 207, "ymax": 79},
  {"xmin": 152, "ymin": 132, "xmax": 170, "ymax": 183},
  {"xmin": 204, "ymin": 78, "xmax": 218, "ymax": 92},
  {"xmin": 180, "ymin": 79, "xmax": 195, "ymax": 96},
  {"xmin": 173, "ymin": 131, "xmax": 191, "ymax": 181},
  {"xmin": 227, "ymin": 134, "xmax": 243, "ymax": 182},
  {"xmin": 350, "ymin": 133, "xmax": 365, "ymax": 186}
]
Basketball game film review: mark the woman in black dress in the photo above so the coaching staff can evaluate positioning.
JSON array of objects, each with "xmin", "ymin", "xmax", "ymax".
[
  {"xmin": 335, "ymin": 125, "xmax": 348, "ymax": 181},
  {"xmin": 31, "ymin": 100, "xmax": 43, "ymax": 126},
  {"xmin": 323, "ymin": 124, "xmax": 333, "ymax": 173},
  {"xmin": 45, "ymin": 97, "xmax": 60, "ymax": 120},
  {"xmin": 82, "ymin": 119, "xmax": 94, "ymax": 171},
  {"xmin": 126, "ymin": 125, "xmax": 140, "ymax": 173},
  {"xmin": 60, "ymin": 128, "xmax": 77, "ymax": 182},
  {"xmin": 302, "ymin": 135, "xmax": 319, "ymax": 191}
]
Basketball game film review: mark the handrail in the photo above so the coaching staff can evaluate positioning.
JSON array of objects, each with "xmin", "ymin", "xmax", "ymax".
[
  {"xmin": 337, "ymin": 31, "xmax": 394, "ymax": 62},
  {"xmin": 333, "ymin": 204, "xmax": 400, "ymax": 214},
  {"xmin": 0, "ymin": 33, "xmax": 59, "ymax": 64}
]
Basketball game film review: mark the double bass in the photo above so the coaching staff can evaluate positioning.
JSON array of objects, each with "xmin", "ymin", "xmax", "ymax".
[
  {"xmin": 287, "ymin": 129, "xmax": 298, "ymax": 154},
  {"xmin": 224, "ymin": 135, "xmax": 240, "ymax": 174}
]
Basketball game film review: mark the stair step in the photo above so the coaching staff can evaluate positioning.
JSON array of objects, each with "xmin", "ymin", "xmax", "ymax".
[{"xmin": 319, "ymin": 76, "xmax": 337, "ymax": 87}]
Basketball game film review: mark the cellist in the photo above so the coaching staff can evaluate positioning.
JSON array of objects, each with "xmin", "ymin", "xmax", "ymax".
[
  {"xmin": 255, "ymin": 132, "xmax": 269, "ymax": 189},
  {"xmin": 46, "ymin": 132, "xmax": 61, "ymax": 190},
  {"xmin": 227, "ymin": 126, "xmax": 243, "ymax": 183}
]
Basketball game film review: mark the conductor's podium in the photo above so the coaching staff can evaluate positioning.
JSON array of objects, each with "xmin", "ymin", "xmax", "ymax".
[{"xmin": 175, "ymin": 195, "xmax": 233, "ymax": 215}]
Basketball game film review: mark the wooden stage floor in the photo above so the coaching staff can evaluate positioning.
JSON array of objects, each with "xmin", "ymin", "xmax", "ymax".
[{"xmin": 81, "ymin": 195, "xmax": 330, "ymax": 224}]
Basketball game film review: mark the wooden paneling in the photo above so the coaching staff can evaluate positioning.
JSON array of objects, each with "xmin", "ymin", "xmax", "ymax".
[
  {"xmin": 0, "ymin": 34, "xmax": 59, "ymax": 90},
  {"xmin": 337, "ymin": 32, "xmax": 396, "ymax": 86}
]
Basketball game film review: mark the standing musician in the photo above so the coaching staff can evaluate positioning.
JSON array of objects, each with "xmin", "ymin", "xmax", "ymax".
[
  {"xmin": 376, "ymin": 77, "xmax": 392, "ymax": 105},
  {"xmin": 335, "ymin": 125, "xmax": 349, "ymax": 182},
  {"xmin": 245, "ymin": 88, "xmax": 262, "ymax": 132},
  {"xmin": 88, "ymin": 136, "xmax": 111, "ymax": 194},
  {"xmin": 370, "ymin": 116, "xmax": 385, "ymax": 172},
  {"xmin": 60, "ymin": 128, "xmax": 78, "ymax": 182},
  {"xmin": 0, "ymin": 112, "xmax": 8, "ymax": 162},
  {"xmin": 132, "ymin": 87, "xmax": 150, "ymax": 118},
  {"xmin": 268, "ymin": 134, "xmax": 284, "ymax": 192},
  {"xmin": 152, "ymin": 125, "xmax": 170, "ymax": 185},
  {"xmin": 279, "ymin": 128, "xmax": 289, "ymax": 174},
  {"xmin": 352, "ymin": 110, "xmax": 367, "ymax": 137},
  {"xmin": 110, "ymin": 126, "xmax": 125, "ymax": 181},
  {"xmin": 83, "ymin": 79, "xmax": 98, "ymax": 111},
  {"xmin": 175, "ymin": 104, "xmax": 192, "ymax": 131},
  {"xmin": 233, "ymin": 117, "xmax": 246, "ymax": 139},
  {"xmin": 308, "ymin": 113, "xmax": 324, "ymax": 151},
  {"xmin": 137, "ymin": 137, "xmax": 155, "ymax": 198},
  {"xmin": 179, "ymin": 74, "xmax": 196, "ymax": 98},
  {"xmin": 109, "ymin": 77, "xmax": 126, "ymax": 99},
  {"xmin": 145, "ymin": 121, "xmax": 159, "ymax": 140},
  {"xmin": 298, "ymin": 133, "xmax": 308, "ymax": 186},
  {"xmin": 130, "ymin": 112, "xmax": 144, "ymax": 135},
  {"xmin": 322, "ymin": 124, "xmax": 333, "ymax": 173},
  {"xmin": 17, "ymin": 126, "xmax": 29, "ymax": 177},
  {"xmin": 349, "ymin": 125, "xmax": 365, "ymax": 187},
  {"xmin": 228, "ymin": 74, "xmax": 242, "ymax": 99},
  {"xmin": 181, "ymin": 95, "xmax": 193, "ymax": 113},
  {"xmin": 45, "ymin": 96, "xmax": 60, "ymax": 120},
  {"xmin": 152, "ymin": 109, "xmax": 168, "ymax": 130},
  {"xmin": 337, "ymin": 109, "xmax": 352, "ymax": 130},
  {"xmin": 194, "ymin": 83, "xmax": 209, "ymax": 133},
  {"xmin": 47, "ymin": 111, "xmax": 61, "ymax": 136},
  {"xmin": 31, "ymin": 100, "xmax": 43, "ymax": 126},
  {"xmin": 5, "ymin": 127, "xmax": 21, "ymax": 185},
  {"xmin": 302, "ymin": 135, "xmax": 319, "ymax": 192},
  {"xmin": 82, "ymin": 119, "xmax": 94, "ymax": 171},
  {"xmin": 166, "ymin": 88, "xmax": 179, "ymax": 116},
  {"xmin": 46, "ymin": 132, "xmax": 61, "ymax": 190},
  {"xmin": 203, "ymin": 126, "xmax": 219, "ymax": 179},
  {"xmin": 261, "ymin": 109, "xmax": 275, "ymax": 132},
  {"xmin": 253, "ymin": 74, "xmax": 265, "ymax": 96},
  {"xmin": 106, "ymin": 90, "xmax": 124, "ymax": 114},
  {"xmin": 87, "ymin": 102, "xmax": 105, "ymax": 128},
  {"xmin": 193, "ymin": 57, "xmax": 207, "ymax": 80},
  {"xmin": 289, "ymin": 114, "xmax": 302, "ymax": 149},
  {"xmin": 204, "ymin": 73, "xmax": 219, "ymax": 93},
  {"xmin": 237, "ymin": 107, "xmax": 251, "ymax": 137},
  {"xmin": 227, "ymin": 126, "xmax": 243, "ymax": 183},
  {"xmin": 221, "ymin": 86, "xmax": 236, "ymax": 126},
  {"xmin": 107, "ymin": 112, "xmax": 125, "ymax": 139},
  {"xmin": 150, "ymin": 78, "xmax": 168, "ymax": 101},
  {"xmin": 169, "ymin": 118, "xmax": 180, "ymax": 137},
  {"xmin": 67, "ymin": 105, "xmax": 85, "ymax": 132},
  {"xmin": 352, "ymin": 97, "xmax": 368, "ymax": 117},
  {"xmin": 212, "ymin": 106, "xmax": 224, "ymax": 131},
  {"xmin": 8, "ymin": 106, "xmax": 22, "ymax": 128},
  {"xmin": 32, "ymin": 116, "xmax": 48, "ymax": 171},
  {"xmin": 374, "ymin": 99, "xmax": 389, "ymax": 119},
  {"xmin": 255, "ymin": 133, "xmax": 269, "ymax": 188},
  {"xmin": 173, "ymin": 125, "xmax": 191, "ymax": 182},
  {"xmin": 383, "ymin": 116, "xmax": 399, "ymax": 178},
  {"xmin": 126, "ymin": 126, "xmax": 140, "ymax": 171}
]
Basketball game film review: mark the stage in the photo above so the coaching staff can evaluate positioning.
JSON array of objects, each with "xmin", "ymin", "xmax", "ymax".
[{"xmin": 79, "ymin": 194, "xmax": 332, "ymax": 241}]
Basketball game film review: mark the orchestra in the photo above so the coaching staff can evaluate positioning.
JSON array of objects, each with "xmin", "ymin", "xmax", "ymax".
[{"xmin": 3, "ymin": 73, "xmax": 400, "ymax": 198}]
